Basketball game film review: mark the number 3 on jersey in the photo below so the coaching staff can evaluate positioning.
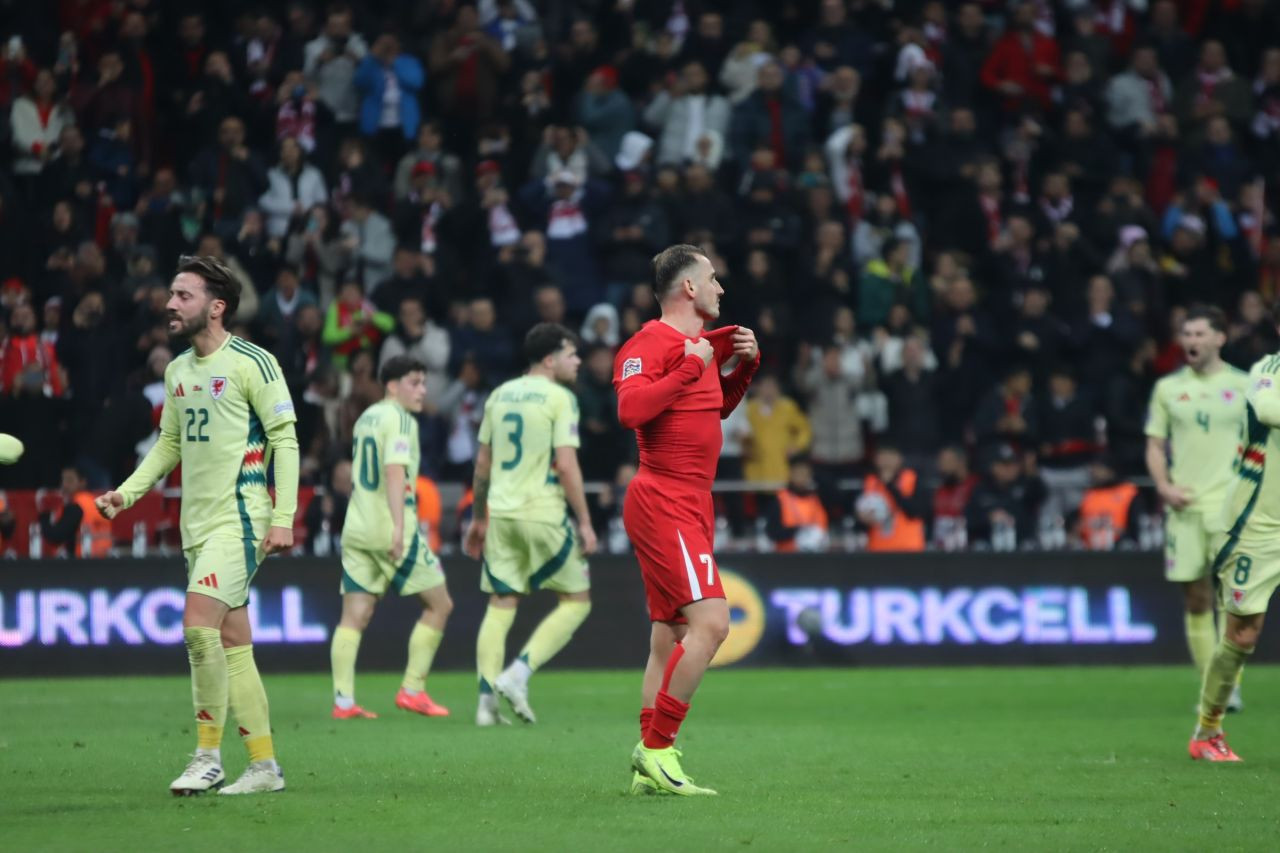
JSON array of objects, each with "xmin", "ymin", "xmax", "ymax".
[{"xmin": 501, "ymin": 412, "xmax": 523, "ymax": 470}]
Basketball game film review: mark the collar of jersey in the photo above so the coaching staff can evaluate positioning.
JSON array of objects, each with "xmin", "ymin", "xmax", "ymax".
[{"xmin": 191, "ymin": 332, "xmax": 235, "ymax": 362}]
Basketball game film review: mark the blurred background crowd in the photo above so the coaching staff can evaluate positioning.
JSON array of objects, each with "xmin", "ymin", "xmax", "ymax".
[{"xmin": 0, "ymin": 0, "xmax": 1278, "ymax": 555}]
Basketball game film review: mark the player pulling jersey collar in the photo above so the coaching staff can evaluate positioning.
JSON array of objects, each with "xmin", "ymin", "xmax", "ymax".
[{"xmin": 616, "ymin": 244, "xmax": 760, "ymax": 796}]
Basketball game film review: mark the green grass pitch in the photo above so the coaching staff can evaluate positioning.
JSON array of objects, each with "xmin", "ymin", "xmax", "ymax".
[{"xmin": 3, "ymin": 667, "xmax": 1279, "ymax": 851}]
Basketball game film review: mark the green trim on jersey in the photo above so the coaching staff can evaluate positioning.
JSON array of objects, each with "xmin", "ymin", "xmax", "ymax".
[
  {"xmin": 342, "ymin": 569, "xmax": 373, "ymax": 595},
  {"xmin": 390, "ymin": 533, "xmax": 421, "ymax": 594},
  {"xmin": 234, "ymin": 406, "xmax": 268, "ymax": 576},
  {"xmin": 1213, "ymin": 402, "xmax": 1269, "ymax": 571},
  {"xmin": 529, "ymin": 519, "xmax": 575, "ymax": 589},
  {"xmin": 482, "ymin": 558, "xmax": 519, "ymax": 595},
  {"xmin": 230, "ymin": 338, "xmax": 278, "ymax": 382},
  {"xmin": 234, "ymin": 407, "xmax": 264, "ymax": 581}
]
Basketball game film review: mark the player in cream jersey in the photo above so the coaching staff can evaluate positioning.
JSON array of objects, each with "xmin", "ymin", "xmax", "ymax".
[
  {"xmin": 97, "ymin": 256, "xmax": 298, "ymax": 796},
  {"xmin": 1188, "ymin": 310, "xmax": 1280, "ymax": 760},
  {"xmin": 331, "ymin": 356, "xmax": 453, "ymax": 720},
  {"xmin": 465, "ymin": 323, "xmax": 598, "ymax": 726},
  {"xmin": 1145, "ymin": 306, "xmax": 1248, "ymax": 709}
]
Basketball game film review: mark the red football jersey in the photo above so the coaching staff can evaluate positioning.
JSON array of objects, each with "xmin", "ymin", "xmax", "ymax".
[{"xmin": 613, "ymin": 321, "xmax": 759, "ymax": 489}]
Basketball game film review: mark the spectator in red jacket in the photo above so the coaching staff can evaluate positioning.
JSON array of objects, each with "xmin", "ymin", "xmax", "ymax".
[
  {"xmin": 932, "ymin": 444, "xmax": 978, "ymax": 550},
  {"xmin": 1, "ymin": 302, "xmax": 64, "ymax": 398},
  {"xmin": 981, "ymin": 2, "xmax": 1060, "ymax": 117}
]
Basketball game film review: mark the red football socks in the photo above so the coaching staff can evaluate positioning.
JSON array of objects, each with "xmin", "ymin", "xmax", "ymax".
[
  {"xmin": 641, "ymin": 643, "xmax": 690, "ymax": 748},
  {"xmin": 644, "ymin": 690, "xmax": 689, "ymax": 749}
]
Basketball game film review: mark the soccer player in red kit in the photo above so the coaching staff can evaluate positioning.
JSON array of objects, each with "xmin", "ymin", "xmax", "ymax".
[{"xmin": 614, "ymin": 244, "xmax": 760, "ymax": 796}]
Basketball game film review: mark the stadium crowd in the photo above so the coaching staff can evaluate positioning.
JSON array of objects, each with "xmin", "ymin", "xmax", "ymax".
[{"xmin": 0, "ymin": 0, "xmax": 1279, "ymax": 553}]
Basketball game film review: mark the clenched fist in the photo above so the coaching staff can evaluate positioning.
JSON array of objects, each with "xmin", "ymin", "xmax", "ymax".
[{"xmin": 685, "ymin": 337, "xmax": 714, "ymax": 367}]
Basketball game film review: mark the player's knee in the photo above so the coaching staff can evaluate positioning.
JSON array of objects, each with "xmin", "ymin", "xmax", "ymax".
[
  {"xmin": 1183, "ymin": 581, "xmax": 1213, "ymax": 614},
  {"xmin": 711, "ymin": 619, "xmax": 730, "ymax": 648},
  {"xmin": 1226, "ymin": 622, "xmax": 1260, "ymax": 650},
  {"xmin": 341, "ymin": 611, "xmax": 372, "ymax": 631},
  {"xmin": 1185, "ymin": 595, "xmax": 1213, "ymax": 615},
  {"xmin": 434, "ymin": 593, "xmax": 454, "ymax": 619},
  {"xmin": 697, "ymin": 613, "xmax": 730, "ymax": 648}
]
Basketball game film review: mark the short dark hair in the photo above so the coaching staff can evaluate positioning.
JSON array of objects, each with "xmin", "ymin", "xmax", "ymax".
[
  {"xmin": 1185, "ymin": 304, "xmax": 1228, "ymax": 335},
  {"xmin": 379, "ymin": 355, "xmax": 427, "ymax": 385},
  {"xmin": 175, "ymin": 254, "xmax": 241, "ymax": 318},
  {"xmin": 524, "ymin": 322, "xmax": 576, "ymax": 365},
  {"xmin": 651, "ymin": 244, "xmax": 707, "ymax": 301}
]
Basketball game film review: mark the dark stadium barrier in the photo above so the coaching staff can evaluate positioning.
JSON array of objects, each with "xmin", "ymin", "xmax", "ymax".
[{"xmin": 3, "ymin": 552, "xmax": 1277, "ymax": 676}]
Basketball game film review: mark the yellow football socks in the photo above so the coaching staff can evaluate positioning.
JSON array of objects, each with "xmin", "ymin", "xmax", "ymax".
[
  {"xmin": 185, "ymin": 626, "xmax": 227, "ymax": 751},
  {"xmin": 330, "ymin": 626, "xmax": 362, "ymax": 702},
  {"xmin": 226, "ymin": 644, "xmax": 275, "ymax": 764},
  {"xmin": 519, "ymin": 601, "xmax": 591, "ymax": 671},
  {"xmin": 1184, "ymin": 610, "xmax": 1216, "ymax": 677},
  {"xmin": 1197, "ymin": 639, "xmax": 1252, "ymax": 736},
  {"xmin": 476, "ymin": 604, "xmax": 516, "ymax": 693},
  {"xmin": 402, "ymin": 622, "xmax": 444, "ymax": 693}
]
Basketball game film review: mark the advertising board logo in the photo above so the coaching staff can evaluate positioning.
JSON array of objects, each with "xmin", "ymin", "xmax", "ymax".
[
  {"xmin": 710, "ymin": 569, "xmax": 765, "ymax": 667},
  {"xmin": 769, "ymin": 585, "xmax": 1156, "ymax": 646},
  {"xmin": 0, "ymin": 587, "xmax": 327, "ymax": 647}
]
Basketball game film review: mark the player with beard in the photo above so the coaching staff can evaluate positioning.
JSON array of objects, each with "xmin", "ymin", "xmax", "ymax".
[
  {"xmin": 96, "ymin": 255, "xmax": 299, "ymax": 795},
  {"xmin": 1188, "ymin": 303, "xmax": 1280, "ymax": 760},
  {"xmin": 613, "ymin": 245, "xmax": 759, "ymax": 795},
  {"xmin": 1145, "ymin": 305, "xmax": 1249, "ymax": 722}
]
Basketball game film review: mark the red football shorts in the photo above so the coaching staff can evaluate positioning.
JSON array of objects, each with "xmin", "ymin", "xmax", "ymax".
[{"xmin": 623, "ymin": 473, "xmax": 725, "ymax": 622}]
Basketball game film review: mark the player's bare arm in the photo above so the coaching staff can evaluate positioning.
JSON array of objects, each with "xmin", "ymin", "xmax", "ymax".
[
  {"xmin": 554, "ymin": 444, "xmax": 598, "ymax": 555},
  {"xmin": 384, "ymin": 462, "xmax": 407, "ymax": 563},
  {"xmin": 463, "ymin": 443, "xmax": 492, "ymax": 559}
]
